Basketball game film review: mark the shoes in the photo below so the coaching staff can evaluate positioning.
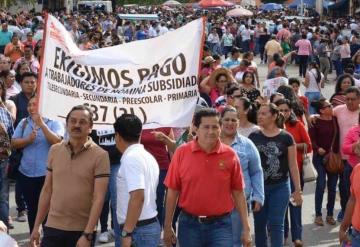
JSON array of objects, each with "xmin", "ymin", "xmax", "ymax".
[
  {"xmin": 337, "ymin": 210, "xmax": 344, "ymax": 223},
  {"xmin": 326, "ymin": 216, "xmax": 336, "ymax": 225},
  {"xmin": 294, "ymin": 240, "xmax": 303, "ymax": 247},
  {"xmin": 314, "ymin": 216, "xmax": 324, "ymax": 226},
  {"xmin": 98, "ymin": 231, "xmax": 110, "ymax": 243},
  {"xmin": 108, "ymin": 229, "xmax": 115, "ymax": 238},
  {"xmin": 16, "ymin": 210, "xmax": 27, "ymax": 222},
  {"xmin": 8, "ymin": 216, "xmax": 14, "ymax": 229}
]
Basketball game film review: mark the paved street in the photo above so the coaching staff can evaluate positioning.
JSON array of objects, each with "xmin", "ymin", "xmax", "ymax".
[{"xmin": 7, "ymin": 58, "xmax": 342, "ymax": 247}]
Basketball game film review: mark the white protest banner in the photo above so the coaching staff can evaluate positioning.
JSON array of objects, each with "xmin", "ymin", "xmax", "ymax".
[
  {"xmin": 262, "ymin": 77, "xmax": 289, "ymax": 98},
  {"xmin": 38, "ymin": 14, "xmax": 205, "ymax": 129}
]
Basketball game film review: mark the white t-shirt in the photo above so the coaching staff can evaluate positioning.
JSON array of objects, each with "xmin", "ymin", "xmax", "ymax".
[
  {"xmin": 116, "ymin": 144, "xmax": 159, "ymax": 224},
  {"xmin": 305, "ymin": 68, "xmax": 324, "ymax": 93}
]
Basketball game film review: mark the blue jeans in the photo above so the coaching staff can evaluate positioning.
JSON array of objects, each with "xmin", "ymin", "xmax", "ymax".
[
  {"xmin": 254, "ymin": 180, "xmax": 291, "ymax": 247},
  {"xmin": 0, "ymin": 159, "xmax": 9, "ymax": 227},
  {"xmin": 333, "ymin": 59, "xmax": 343, "ymax": 77},
  {"xmin": 305, "ymin": 92, "xmax": 321, "ymax": 115},
  {"xmin": 313, "ymin": 154, "xmax": 338, "ymax": 217},
  {"xmin": 178, "ymin": 212, "xmax": 233, "ymax": 247},
  {"xmin": 109, "ymin": 164, "xmax": 121, "ymax": 247},
  {"xmin": 351, "ymin": 228, "xmax": 360, "ymax": 247},
  {"xmin": 284, "ymin": 176, "xmax": 304, "ymax": 241},
  {"xmin": 242, "ymin": 40, "xmax": 250, "ymax": 53},
  {"xmin": 120, "ymin": 221, "xmax": 161, "ymax": 247},
  {"xmin": 231, "ymin": 203, "xmax": 250, "ymax": 247}
]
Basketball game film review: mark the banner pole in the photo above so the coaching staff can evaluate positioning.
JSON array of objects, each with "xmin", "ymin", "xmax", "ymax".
[{"xmin": 36, "ymin": 12, "xmax": 49, "ymax": 114}]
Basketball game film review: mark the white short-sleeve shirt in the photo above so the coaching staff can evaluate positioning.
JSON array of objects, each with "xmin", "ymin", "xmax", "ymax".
[{"xmin": 116, "ymin": 144, "xmax": 159, "ymax": 224}]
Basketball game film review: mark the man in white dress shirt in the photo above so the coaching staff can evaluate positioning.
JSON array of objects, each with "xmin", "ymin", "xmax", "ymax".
[{"xmin": 114, "ymin": 114, "xmax": 160, "ymax": 247}]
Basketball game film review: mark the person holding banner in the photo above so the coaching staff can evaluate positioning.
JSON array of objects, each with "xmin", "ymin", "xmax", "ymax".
[
  {"xmin": 11, "ymin": 95, "xmax": 64, "ymax": 234},
  {"xmin": 164, "ymin": 108, "xmax": 252, "ymax": 247}
]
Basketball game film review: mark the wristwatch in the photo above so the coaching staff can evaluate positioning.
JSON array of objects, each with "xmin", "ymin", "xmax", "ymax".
[
  {"xmin": 121, "ymin": 230, "xmax": 133, "ymax": 238},
  {"xmin": 82, "ymin": 232, "xmax": 94, "ymax": 241}
]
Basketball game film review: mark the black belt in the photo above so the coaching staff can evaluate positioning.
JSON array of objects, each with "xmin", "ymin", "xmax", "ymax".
[
  {"xmin": 181, "ymin": 210, "xmax": 230, "ymax": 224},
  {"xmin": 120, "ymin": 217, "xmax": 157, "ymax": 228}
]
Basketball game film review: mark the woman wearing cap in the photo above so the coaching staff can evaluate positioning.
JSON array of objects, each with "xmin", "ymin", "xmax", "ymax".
[
  {"xmin": 200, "ymin": 67, "xmax": 234, "ymax": 106},
  {"xmin": 200, "ymin": 56, "xmax": 216, "ymax": 81}
]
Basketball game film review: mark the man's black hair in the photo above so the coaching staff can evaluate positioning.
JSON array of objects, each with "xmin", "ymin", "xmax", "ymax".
[{"xmin": 113, "ymin": 114, "xmax": 142, "ymax": 143}]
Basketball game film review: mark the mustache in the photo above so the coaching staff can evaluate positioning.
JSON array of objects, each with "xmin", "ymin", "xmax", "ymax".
[{"xmin": 71, "ymin": 127, "xmax": 81, "ymax": 132}]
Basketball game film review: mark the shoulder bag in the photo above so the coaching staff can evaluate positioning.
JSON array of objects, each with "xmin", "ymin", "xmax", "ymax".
[
  {"xmin": 322, "ymin": 118, "xmax": 344, "ymax": 174},
  {"xmin": 8, "ymin": 119, "xmax": 28, "ymax": 180},
  {"xmin": 302, "ymin": 143, "xmax": 318, "ymax": 182}
]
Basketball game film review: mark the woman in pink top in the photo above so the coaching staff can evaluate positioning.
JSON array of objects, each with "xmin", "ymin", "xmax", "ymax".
[
  {"xmin": 295, "ymin": 34, "xmax": 312, "ymax": 78},
  {"xmin": 340, "ymin": 37, "xmax": 351, "ymax": 72}
]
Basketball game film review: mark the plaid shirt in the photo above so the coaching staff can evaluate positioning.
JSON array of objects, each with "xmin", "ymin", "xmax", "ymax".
[{"xmin": 0, "ymin": 107, "xmax": 14, "ymax": 137}]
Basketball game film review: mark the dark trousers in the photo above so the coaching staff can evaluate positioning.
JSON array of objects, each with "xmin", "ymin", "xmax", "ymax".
[
  {"xmin": 298, "ymin": 55, "xmax": 309, "ymax": 77},
  {"xmin": 15, "ymin": 178, "xmax": 27, "ymax": 213},
  {"xmin": 17, "ymin": 172, "xmax": 45, "ymax": 233},
  {"xmin": 99, "ymin": 188, "xmax": 110, "ymax": 232},
  {"xmin": 339, "ymin": 161, "xmax": 353, "ymax": 212},
  {"xmin": 156, "ymin": 169, "xmax": 167, "ymax": 226},
  {"xmin": 41, "ymin": 226, "xmax": 96, "ymax": 247},
  {"xmin": 313, "ymin": 154, "xmax": 338, "ymax": 217}
]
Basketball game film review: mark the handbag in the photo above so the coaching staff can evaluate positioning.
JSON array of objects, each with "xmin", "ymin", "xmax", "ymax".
[
  {"xmin": 302, "ymin": 144, "xmax": 318, "ymax": 182},
  {"xmin": 7, "ymin": 119, "xmax": 27, "ymax": 180},
  {"xmin": 323, "ymin": 118, "xmax": 344, "ymax": 174}
]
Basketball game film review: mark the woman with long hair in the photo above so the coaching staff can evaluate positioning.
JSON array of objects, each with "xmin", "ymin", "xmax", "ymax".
[
  {"xmin": 303, "ymin": 62, "xmax": 324, "ymax": 114},
  {"xmin": 309, "ymin": 98, "xmax": 339, "ymax": 226},
  {"xmin": 330, "ymin": 74, "xmax": 355, "ymax": 107},
  {"xmin": 249, "ymin": 103, "xmax": 303, "ymax": 247},
  {"xmin": 275, "ymin": 99, "xmax": 312, "ymax": 246},
  {"xmin": 219, "ymin": 106, "xmax": 264, "ymax": 247},
  {"xmin": 239, "ymin": 71, "xmax": 261, "ymax": 103},
  {"xmin": 295, "ymin": 33, "xmax": 312, "ymax": 78},
  {"xmin": 234, "ymin": 97, "xmax": 259, "ymax": 137}
]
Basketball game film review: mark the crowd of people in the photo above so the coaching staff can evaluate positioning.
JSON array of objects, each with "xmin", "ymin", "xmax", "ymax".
[{"xmin": 0, "ymin": 3, "xmax": 359, "ymax": 247}]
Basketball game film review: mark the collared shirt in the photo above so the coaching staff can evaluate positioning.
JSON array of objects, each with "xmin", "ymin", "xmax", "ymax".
[
  {"xmin": 295, "ymin": 39, "xmax": 312, "ymax": 56},
  {"xmin": 222, "ymin": 33, "xmax": 234, "ymax": 47},
  {"xmin": 164, "ymin": 139, "xmax": 244, "ymax": 216},
  {"xmin": 265, "ymin": 39, "xmax": 282, "ymax": 56},
  {"xmin": 222, "ymin": 57, "xmax": 241, "ymax": 69},
  {"xmin": 46, "ymin": 138, "xmax": 110, "ymax": 231},
  {"xmin": 0, "ymin": 107, "xmax": 13, "ymax": 137},
  {"xmin": 231, "ymin": 134, "xmax": 264, "ymax": 205},
  {"xmin": 6, "ymin": 85, "xmax": 20, "ymax": 99},
  {"xmin": 116, "ymin": 144, "xmax": 159, "ymax": 224},
  {"xmin": 12, "ymin": 117, "xmax": 64, "ymax": 177}
]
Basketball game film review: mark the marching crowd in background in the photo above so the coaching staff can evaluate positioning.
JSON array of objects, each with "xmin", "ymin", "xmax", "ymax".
[{"xmin": 0, "ymin": 3, "xmax": 360, "ymax": 247}]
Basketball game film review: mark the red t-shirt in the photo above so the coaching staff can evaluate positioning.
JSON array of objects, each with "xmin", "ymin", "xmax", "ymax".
[
  {"xmin": 141, "ymin": 128, "xmax": 171, "ymax": 170},
  {"xmin": 164, "ymin": 139, "xmax": 244, "ymax": 216}
]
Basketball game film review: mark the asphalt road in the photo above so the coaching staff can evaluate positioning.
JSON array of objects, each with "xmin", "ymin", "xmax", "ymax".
[{"xmin": 7, "ymin": 58, "xmax": 341, "ymax": 247}]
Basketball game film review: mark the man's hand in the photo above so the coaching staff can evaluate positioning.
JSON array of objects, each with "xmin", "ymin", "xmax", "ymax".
[
  {"xmin": 241, "ymin": 229, "xmax": 252, "ymax": 247},
  {"xmin": 76, "ymin": 236, "xmax": 91, "ymax": 247},
  {"xmin": 152, "ymin": 131, "xmax": 167, "ymax": 143},
  {"xmin": 121, "ymin": 236, "xmax": 132, "ymax": 247},
  {"xmin": 318, "ymin": 147, "xmax": 326, "ymax": 156},
  {"xmin": 164, "ymin": 226, "xmax": 177, "ymax": 247},
  {"xmin": 252, "ymin": 201, "xmax": 261, "ymax": 212},
  {"xmin": 339, "ymin": 229, "xmax": 350, "ymax": 245},
  {"xmin": 29, "ymin": 226, "xmax": 41, "ymax": 247},
  {"xmin": 0, "ymin": 221, "xmax": 7, "ymax": 232}
]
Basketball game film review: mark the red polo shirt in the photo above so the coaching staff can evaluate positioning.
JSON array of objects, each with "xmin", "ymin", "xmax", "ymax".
[{"xmin": 164, "ymin": 139, "xmax": 244, "ymax": 216}]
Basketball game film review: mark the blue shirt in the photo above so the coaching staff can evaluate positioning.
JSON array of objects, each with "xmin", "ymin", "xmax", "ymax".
[
  {"xmin": 231, "ymin": 133, "xmax": 264, "ymax": 205},
  {"xmin": 0, "ymin": 30, "xmax": 12, "ymax": 46},
  {"xmin": 12, "ymin": 117, "xmax": 65, "ymax": 177}
]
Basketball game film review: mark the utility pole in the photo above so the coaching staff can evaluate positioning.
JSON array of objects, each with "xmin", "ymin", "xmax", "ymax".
[{"xmin": 300, "ymin": 0, "xmax": 304, "ymax": 16}]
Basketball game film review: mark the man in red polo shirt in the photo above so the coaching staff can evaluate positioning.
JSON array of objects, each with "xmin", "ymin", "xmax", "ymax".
[{"xmin": 163, "ymin": 108, "xmax": 252, "ymax": 247}]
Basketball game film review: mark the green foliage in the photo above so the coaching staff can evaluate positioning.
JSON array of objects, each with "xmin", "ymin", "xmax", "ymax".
[{"xmin": 0, "ymin": 0, "xmax": 37, "ymax": 7}]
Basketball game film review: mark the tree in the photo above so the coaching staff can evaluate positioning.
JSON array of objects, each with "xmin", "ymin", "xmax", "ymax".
[{"xmin": 0, "ymin": 0, "xmax": 37, "ymax": 8}]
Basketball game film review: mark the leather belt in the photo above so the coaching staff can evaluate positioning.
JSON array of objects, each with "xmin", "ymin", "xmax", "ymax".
[
  {"xmin": 120, "ymin": 216, "xmax": 157, "ymax": 228},
  {"xmin": 182, "ymin": 210, "xmax": 230, "ymax": 224}
]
